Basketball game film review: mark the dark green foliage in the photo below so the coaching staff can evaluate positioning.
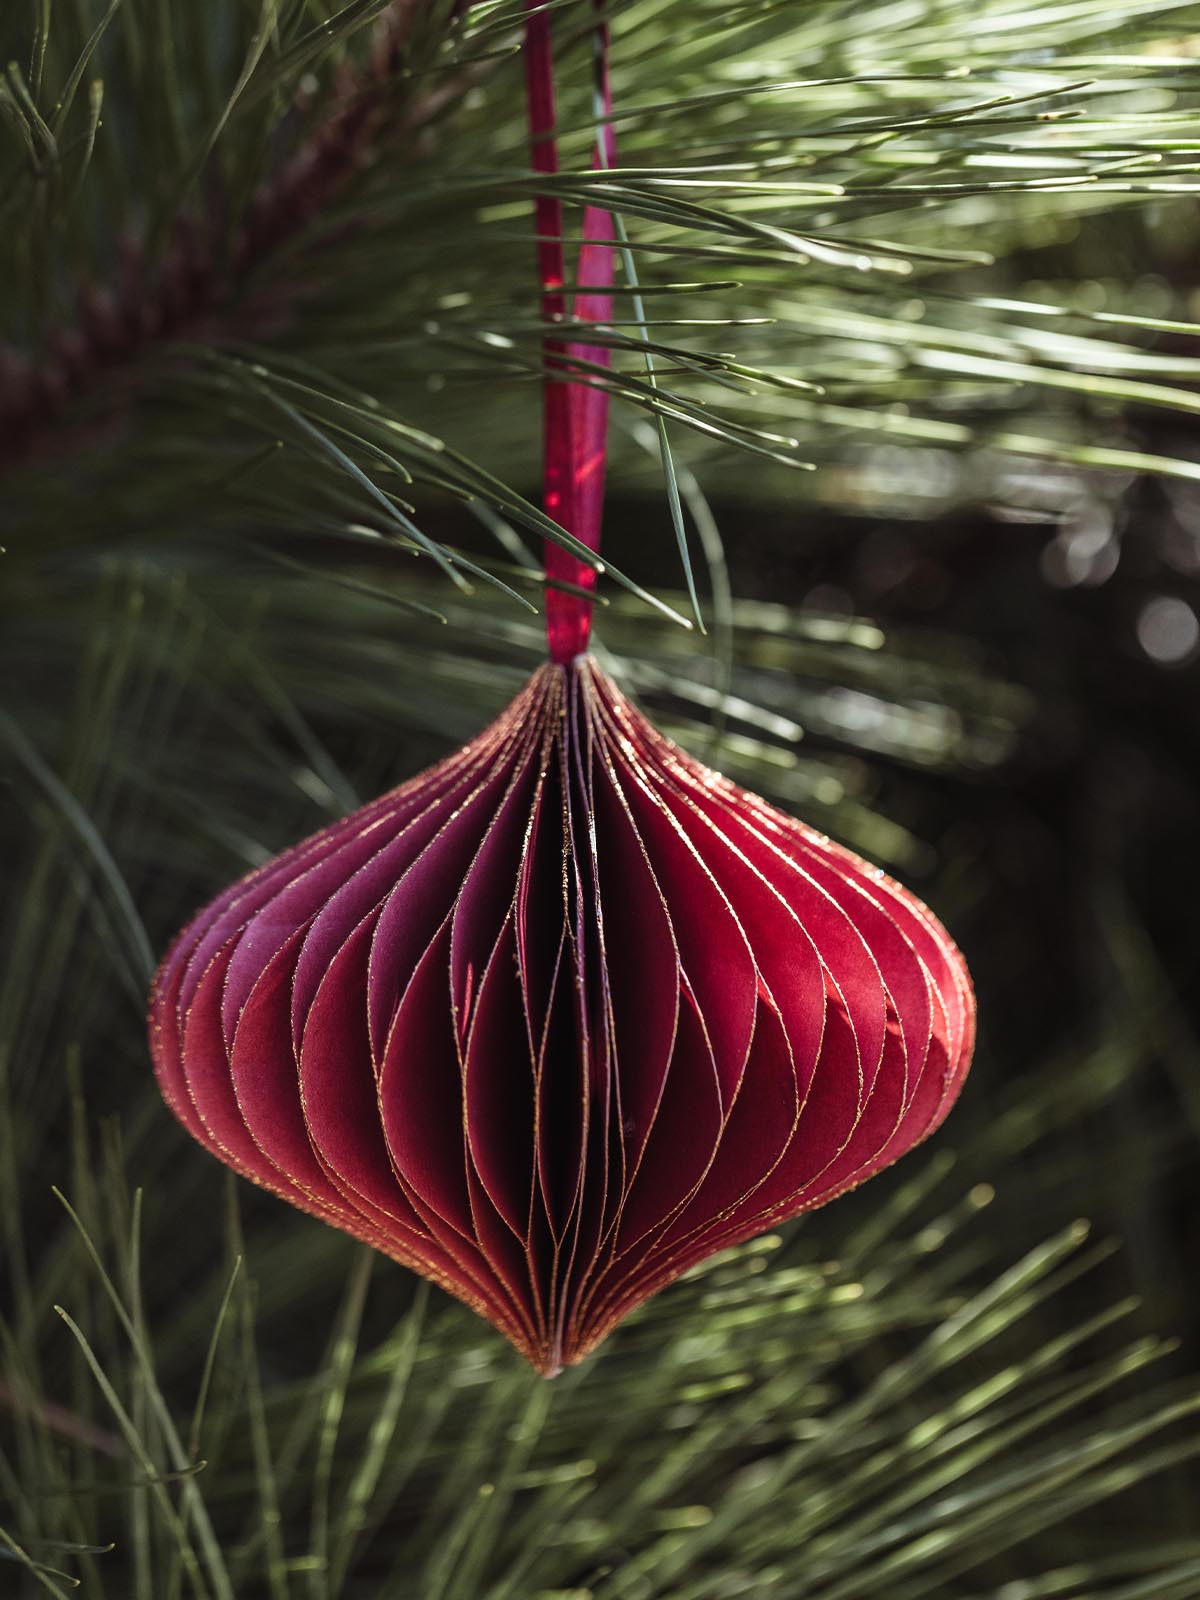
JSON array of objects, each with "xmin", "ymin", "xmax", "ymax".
[{"xmin": 3, "ymin": 2, "xmax": 1200, "ymax": 1595}]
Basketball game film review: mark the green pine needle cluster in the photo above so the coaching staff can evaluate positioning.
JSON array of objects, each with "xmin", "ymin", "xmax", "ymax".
[
  {"xmin": 5, "ymin": 0, "xmax": 1200, "ymax": 601},
  {"xmin": 4, "ymin": 1, "xmax": 1200, "ymax": 1596}
]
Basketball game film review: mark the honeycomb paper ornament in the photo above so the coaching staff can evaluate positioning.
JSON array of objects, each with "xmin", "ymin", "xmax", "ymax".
[
  {"xmin": 148, "ymin": 4, "xmax": 974, "ymax": 1375},
  {"xmin": 149, "ymin": 656, "xmax": 974, "ymax": 1373}
]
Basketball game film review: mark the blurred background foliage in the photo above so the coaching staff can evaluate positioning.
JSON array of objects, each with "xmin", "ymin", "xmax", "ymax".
[{"xmin": 3, "ymin": 0, "xmax": 1200, "ymax": 1595}]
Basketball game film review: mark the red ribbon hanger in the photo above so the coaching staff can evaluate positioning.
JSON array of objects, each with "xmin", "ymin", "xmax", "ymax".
[{"xmin": 523, "ymin": 1, "xmax": 616, "ymax": 662}]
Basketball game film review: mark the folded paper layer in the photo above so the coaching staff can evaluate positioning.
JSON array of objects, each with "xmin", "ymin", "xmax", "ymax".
[{"xmin": 149, "ymin": 658, "xmax": 975, "ymax": 1373}]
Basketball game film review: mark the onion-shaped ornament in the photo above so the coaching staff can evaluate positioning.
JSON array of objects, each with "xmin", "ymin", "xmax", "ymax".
[
  {"xmin": 149, "ymin": 659, "xmax": 973, "ymax": 1372},
  {"xmin": 147, "ymin": 6, "xmax": 974, "ymax": 1374}
]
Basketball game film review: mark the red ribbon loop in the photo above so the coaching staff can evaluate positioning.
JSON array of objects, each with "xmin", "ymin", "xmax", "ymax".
[{"xmin": 524, "ymin": 2, "xmax": 615, "ymax": 662}]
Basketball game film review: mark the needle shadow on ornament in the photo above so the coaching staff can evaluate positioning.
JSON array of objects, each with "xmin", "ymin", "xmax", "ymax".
[{"xmin": 147, "ymin": 3, "xmax": 975, "ymax": 1377}]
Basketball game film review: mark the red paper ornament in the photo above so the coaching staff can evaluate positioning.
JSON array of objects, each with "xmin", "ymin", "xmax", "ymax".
[
  {"xmin": 149, "ymin": 657, "xmax": 973, "ymax": 1373},
  {"xmin": 147, "ymin": 6, "xmax": 974, "ymax": 1374}
]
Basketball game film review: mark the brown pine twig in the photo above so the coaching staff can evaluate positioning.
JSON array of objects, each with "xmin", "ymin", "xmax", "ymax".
[
  {"xmin": 0, "ymin": 1375, "xmax": 125, "ymax": 1459},
  {"xmin": 0, "ymin": 2, "xmax": 480, "ymax": 475}
]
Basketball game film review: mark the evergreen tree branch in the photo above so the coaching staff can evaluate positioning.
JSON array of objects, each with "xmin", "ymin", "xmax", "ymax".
[{"xmin": 0, "ymin": 0, "xmax": 480, "ymax": 475}]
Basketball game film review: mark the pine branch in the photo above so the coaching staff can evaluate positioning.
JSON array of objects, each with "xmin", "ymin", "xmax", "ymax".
[
  {"xmin": 0, "ymin": 0, "xmax": 479, "ymax": 475},
  {"xmin": 6, "ymin": 0, "xmax": 1200, "ymax": 616}
]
